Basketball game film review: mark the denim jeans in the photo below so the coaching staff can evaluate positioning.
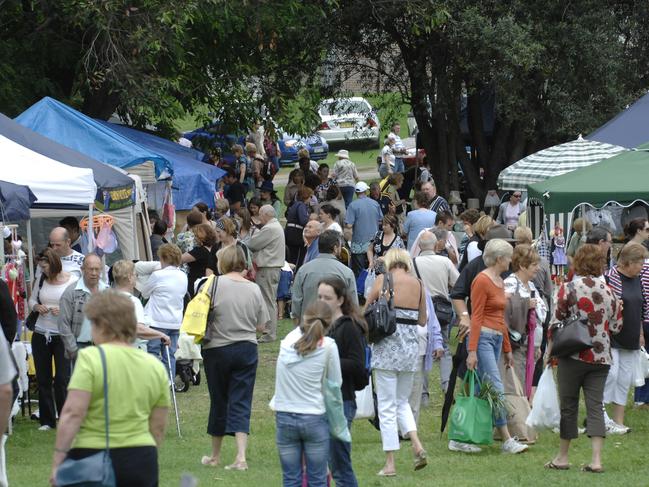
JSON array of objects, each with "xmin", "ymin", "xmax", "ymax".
[
  {"xmin": 340, "ymin": 186, "xmax": 355, "ymax": 208},
  {"xmin": 476, "ymin": 331, "xmax": 507, "ymax": 427},
  {"xmin": 636, "ymin": 322, "xmax": 649, "ymax": 404},
  {"xmin": 147, "ymin": 328, "xmax": 179, "ymax": 378},
  {"xmin": 329, "ymin": 400, "xmax": 358, "ymax": 487},
  {"xmin": 276, "ymin": 412, "xmax": 329, "ymax": 487},
  {"xmin": 394, "ymin": 157, "xmax": 405, "ymax": 174}
]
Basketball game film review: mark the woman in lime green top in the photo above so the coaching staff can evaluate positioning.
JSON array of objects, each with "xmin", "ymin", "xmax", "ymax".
[{"xmin": 50, "ymin": 290, "xmax": 170, "ymax": 487}]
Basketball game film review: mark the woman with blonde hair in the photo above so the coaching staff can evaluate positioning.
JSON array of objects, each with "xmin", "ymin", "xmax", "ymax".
[
  {"xmin": 50, "ymin": 291, "xmax": 169, "ymax": 486},
  {"xmin": 270, "ymin": 301, "xmax": 342, "ymax": 486},
  {"xmin": 366, "ymin": 248, "xmax": 428, "ymax": 476},
  {"xmin": 464, "ymin": 215, "xmax": 494, "ymax": 265}
]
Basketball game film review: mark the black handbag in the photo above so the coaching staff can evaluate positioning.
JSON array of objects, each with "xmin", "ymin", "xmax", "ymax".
[
  {"xmin": 412, "ymin": 258, "xmax": 453, "ymax": 326},
  {"xmin": 55, "ymin": 346, "xmax": 116, "ymax": 487},
  {"xmin": 25, "ymin": 274, "xmax": 46, "ymax": 331},
  {"xmin": 365, "ymin": 272, "xmax": 396, "ymax": 343},
  {"xmin": 550, "ymin": 315, "xmax": 593, "ymax": 358}
]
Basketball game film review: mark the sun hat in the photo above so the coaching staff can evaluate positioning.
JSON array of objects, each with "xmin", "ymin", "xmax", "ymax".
[
  {"xmin": 336, "ymin": 149, "xmax": 349, "ymax": 159},
  {"xmin": 259, "ymin": 180, "xmax": 275, "ymax": 193}
]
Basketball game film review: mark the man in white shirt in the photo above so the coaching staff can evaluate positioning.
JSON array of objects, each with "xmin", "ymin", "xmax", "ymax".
[
  {"xmin": 388, "ymin": 122, "xmax": 407, "ymax": 174},
  {"xmin": 48, "ymin": 227, "xmax": 85, "ymax": 278},
  {"xmin": 412, "ymin": 231, "xmax": 459, "ymax": 395}
]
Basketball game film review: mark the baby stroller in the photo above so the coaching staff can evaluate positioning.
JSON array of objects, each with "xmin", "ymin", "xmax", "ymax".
[{"xmin": 174, "ymin": 333, "xmax": 202, "ymax": 393}]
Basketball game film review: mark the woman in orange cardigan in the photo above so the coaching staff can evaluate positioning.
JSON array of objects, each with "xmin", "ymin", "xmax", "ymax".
[{"xmin": 465, "ymin": 239, "xmax": 529, "ymax": 454}]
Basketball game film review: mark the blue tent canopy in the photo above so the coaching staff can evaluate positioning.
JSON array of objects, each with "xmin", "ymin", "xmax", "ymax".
[
  {"xmin": 0, "ymin": 180, "xmax": 37, "ymax": 221},
  {"xmin": 0, "ymin": 113, "xmax": 135, "ymax": 211},
  {"xmin": 15, "ymin": 97, "xmax": 173, "ymax": 179},
  {"xmin": 588, "ymin": 91, "xmax": 649, "ymax": 148},
  {"xmin": 101, "ymin": 122, "xmax": 225, "ymax": 210}
]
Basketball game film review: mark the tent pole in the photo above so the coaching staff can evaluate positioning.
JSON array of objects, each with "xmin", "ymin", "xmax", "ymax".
[
  {"xmin": 26, "ymin": 219, "xmax": 34, "ymax": 290},
  {"xmin": 88, "ymin": 204, "xmax": 94, "ymax": 253}
]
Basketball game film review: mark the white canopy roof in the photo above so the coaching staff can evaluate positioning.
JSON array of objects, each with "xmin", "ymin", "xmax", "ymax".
[{"xmin": 0, "ymin": 134, "xmax": 97, "ymax": 206}]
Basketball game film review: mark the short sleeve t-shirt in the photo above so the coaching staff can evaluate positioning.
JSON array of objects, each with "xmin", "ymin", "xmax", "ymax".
[
  {"xmin": 612, "ymin": 274, "xmax": 643, "ymax": 350},
  {"xmin": 68, "ymin": 345, "xmax": 170, "ymax": 449},
  {"xmin": 344, "ymin": 197, "xmax": 383, "ymax": 246}
]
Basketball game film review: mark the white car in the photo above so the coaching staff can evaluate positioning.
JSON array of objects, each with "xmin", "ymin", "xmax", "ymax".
[{"xmin": 317, "ymin": 97, "xmax": 380, "ymax": 146}]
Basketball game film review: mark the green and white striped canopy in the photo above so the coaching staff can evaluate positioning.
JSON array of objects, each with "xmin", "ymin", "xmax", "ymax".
[{"xmin": 497, "ymin": 136, "xmax": 626, "ymax": 191}]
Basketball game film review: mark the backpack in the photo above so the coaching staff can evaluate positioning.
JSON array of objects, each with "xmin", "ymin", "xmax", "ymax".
[
  {"xmin": 364, "ymin": 272, "xmax": 396, "ymax": 343},
  {"xmin": 357, "ymin": 333, "xmax": 372, "ymax": 390}
]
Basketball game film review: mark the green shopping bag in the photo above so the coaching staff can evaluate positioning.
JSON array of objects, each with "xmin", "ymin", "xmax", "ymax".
[{"xmin": 448, "ymin": 370, "xmax": 493, "ymax": 445}]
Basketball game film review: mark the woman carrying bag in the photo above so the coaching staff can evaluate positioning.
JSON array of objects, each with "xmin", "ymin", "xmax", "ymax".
[
  {"xmin": 50, "ymin": 291, "xmax": 169, "ymax": 487},
  {"xmin": 546, "ymin": 244, "xmax": 622, "ymax": 473},
  {"xmin": 365, "ymin": 249, "xmax": 428, "ymax": 477},
  {"xmin": 270, "ymin": 301, "xmax": 343, "ymax": 487},
  {"xmin": 318, "ymin": 277, "xmax": 367, "ymax": 487},
  {"xmin": 503, "ymin": 245, "xmax": 547, "ymax": 393}
]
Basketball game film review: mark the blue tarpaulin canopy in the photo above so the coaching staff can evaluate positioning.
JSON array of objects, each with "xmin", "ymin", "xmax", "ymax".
[
  {"xmin": 0, "ymin": 113, "xmax": 134, "ymax": 211},
  {"xmin": 101, "ymin": 122, "xmax": 224, "ymax": 210},
  {"xmin": 0, "ymin": 180, "xmax": 37, "ymax": 221},
  {"xmin": 15, "ymin": 97, "xmax": 173, "ymax": 179},
  {"xmin": 588, "ymin": 91, "xmax": 649, "ymax": 148}
]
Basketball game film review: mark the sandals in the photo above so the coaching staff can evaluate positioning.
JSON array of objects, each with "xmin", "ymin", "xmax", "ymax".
[
  {"xmin": 224, "ymin": 462, "xmax": 248, "ymax": 471},
  {"xmin": 377, "ymin": 469, "xmax": 396, "ymax": 477},
  {"xmin": 201, "ymin": 456, "xmax": 218, "ymax": 467},
  {"xmin": 414, "ymin": 450, "xmax": 428, "ymax": 471},
  {"xmin": 544, "ymin": 461, "xmax": 569, "ymax": 470},
  {"xmin": 582, "ymin": 465, "xmax": 605, "ymax": 474}
]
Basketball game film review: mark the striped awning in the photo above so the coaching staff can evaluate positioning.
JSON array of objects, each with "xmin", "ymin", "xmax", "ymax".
[{"xmin": 497, "ymin": 136, "xmax": 626, "ymax": 191}]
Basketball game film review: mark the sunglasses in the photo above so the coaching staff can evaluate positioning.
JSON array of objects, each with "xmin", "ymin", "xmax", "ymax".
[{"xmin": 513, "ymin": 194, "xmax": 522, "ymax": 198}]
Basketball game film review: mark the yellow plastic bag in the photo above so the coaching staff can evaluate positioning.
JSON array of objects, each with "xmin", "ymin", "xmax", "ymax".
[{"xmin": 181, "ymin": 275, "xmax": 215, "ymax": 343}]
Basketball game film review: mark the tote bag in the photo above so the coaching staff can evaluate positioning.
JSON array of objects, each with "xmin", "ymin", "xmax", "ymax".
[
  {"xmin": 323, "ymin": 344, "xmax": 352, "ymax": 442},
  {"xmin": 448, "ymin": 370, "xmax": 493, "ymax": 445},
  {"xmin": 503, "ymin": 367, "xmax": 537, "ymax": 443},
  {"xmin": 181, "ymin": 275, "xmax": 216, "ymax": 343}
]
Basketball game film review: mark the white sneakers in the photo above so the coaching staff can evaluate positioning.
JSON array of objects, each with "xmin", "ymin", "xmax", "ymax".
[
  {"xmin": 605, "ymin": 419, "xmax": 629, "ymax": 435},
  {"xmin": 448, "ymin": 440, "xmax": 481, "ymax": 453},
  {"xmin": 448, "ymin": 438, "xmax": 529, "ymax": 454},
  {"xmin": 502, "ymin": 437, "xmax": 529, "ymax": 454},
  {"xmin": 37, "ymin": 425, "xmax": 52, "ymax": 431}
]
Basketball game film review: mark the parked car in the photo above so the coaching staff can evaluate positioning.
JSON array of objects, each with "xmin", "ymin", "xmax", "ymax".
[
  {"xmin": 278, "ymin": 132, "xmax": 328, "ymax": 166},
  {"xmin": 317, "ymin": 97, "xmax": 380, "ymax": 147},
  {"xmin": 184, "ymin": 124, "xmax": 328, "ymax": 167}
]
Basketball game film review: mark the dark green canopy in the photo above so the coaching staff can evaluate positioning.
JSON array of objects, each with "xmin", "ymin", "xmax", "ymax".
[{"xmin": 528, "ymin": 145, "xmax": 649, "ymax": 214}]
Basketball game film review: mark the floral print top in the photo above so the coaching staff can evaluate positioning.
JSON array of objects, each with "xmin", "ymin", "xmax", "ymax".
[{"xmin": 554, "ymin": 276, "xmax": 623, "ymax": 365}]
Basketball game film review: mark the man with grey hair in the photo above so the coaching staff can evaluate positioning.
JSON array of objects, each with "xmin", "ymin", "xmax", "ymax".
[
  {"xmin": 247, "ymin": 205, "xmax": 285, "ymax": 342},
  {"xmin": 48, "ymin": 227, "xmax": 84, "ymax": 278},
  {"xmin": 412, "ymin": 231, "xmax": 459, "ymax": 395}
]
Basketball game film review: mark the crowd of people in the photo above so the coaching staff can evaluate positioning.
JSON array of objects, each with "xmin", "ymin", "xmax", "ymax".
[{"xmin": 1, "ymin": 126, "xmax": 648, "ymax": 486}]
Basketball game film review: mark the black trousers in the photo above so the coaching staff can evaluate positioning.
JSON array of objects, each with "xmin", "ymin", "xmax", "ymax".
[
  {"xmin": 68, "ymin": 446, "xmax": 158, "ymax": 487},
  {"xmin": 351, "ymin": 253, "xmax": 369, "ymax": 278},
  {"xmin": 31, "ymin": 333, "xmax": 69, "ymax": 427},
  {"xmin": 203, "ymin": 341, "xmax": 258, "ymax": 436}
]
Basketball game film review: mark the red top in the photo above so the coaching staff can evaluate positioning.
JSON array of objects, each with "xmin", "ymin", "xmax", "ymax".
[{"xmin": 469, "ymin": 272, "xmax": 511, "ymax": 353}]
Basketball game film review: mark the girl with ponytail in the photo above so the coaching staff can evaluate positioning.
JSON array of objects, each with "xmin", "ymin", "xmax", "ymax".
[{"xmin": 270, "ymin": 301, "xmax": 343, "ymax": 486}]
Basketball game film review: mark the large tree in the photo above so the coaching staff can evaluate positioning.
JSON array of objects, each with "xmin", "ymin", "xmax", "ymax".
[
  {"xmin": 0, "ymin": 0, "xmax": 330, "ymax": 135},
  {"xmin": 326, "ymin": 0, "xmax": 644, "ymax": 198}
]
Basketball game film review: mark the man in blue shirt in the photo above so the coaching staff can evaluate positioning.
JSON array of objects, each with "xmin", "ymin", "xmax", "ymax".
[
  {"xmin": 344, "ymin": 181, "xmax": 383, "ymax": 276},
  {"xmin": 403, "ymin": 191, "xmax": 437, "ymax": 251}
]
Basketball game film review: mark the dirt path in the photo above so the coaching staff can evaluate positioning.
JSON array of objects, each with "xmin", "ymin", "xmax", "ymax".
[{"xmin": 273, "ymin": 167, "xmax": 380, "ymax": 187}]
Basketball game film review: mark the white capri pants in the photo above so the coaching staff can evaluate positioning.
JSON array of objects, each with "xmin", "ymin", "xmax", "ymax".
[
  {"xmin": 374, "ymin": 369, "xmax": 417, "ymax": 451},
  {"xmin": 604, "ymin": 348, "xmax": 635, "ymax": 406}
]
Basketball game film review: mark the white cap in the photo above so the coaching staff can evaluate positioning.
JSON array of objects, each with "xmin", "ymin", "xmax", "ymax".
[
  {"xmin": 355, "ymin": 181, "xmax": 369, "ymax": 193},
  {"xmin": 1, "ymin": 227, "xmax": 10, "ymax": 239}
]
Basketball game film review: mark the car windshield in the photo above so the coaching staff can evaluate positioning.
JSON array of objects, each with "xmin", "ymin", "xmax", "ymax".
[{"xmin": 320, "ymin": 100, "xmax": 370, "ymax": 116}]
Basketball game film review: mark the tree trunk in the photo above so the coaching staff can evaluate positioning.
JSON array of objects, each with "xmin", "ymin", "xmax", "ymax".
[
  {"xmin": 81, "ymin": 84, "xmax": 121, "ymax": 120},
  {"xmin": 484, "ymin": 119, "xmax": 510, "ymax": 190}
]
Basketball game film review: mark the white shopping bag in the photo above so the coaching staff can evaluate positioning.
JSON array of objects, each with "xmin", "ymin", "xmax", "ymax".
[
  {"xmin": 354, "ymin": 380, "xmax": 375, "ymax": 420},
  {"xmin": 525, "ymin": 366, "xmax": 560, "ymax": 431},
  {"xmin": 633, "ymin": 348, "xmax": 649, "ymax": 387}
]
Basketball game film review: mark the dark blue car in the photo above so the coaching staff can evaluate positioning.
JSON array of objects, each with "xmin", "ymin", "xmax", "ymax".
[{"xmin": 184, "ymin": 125, "xmax": 328, "ymax": 167}]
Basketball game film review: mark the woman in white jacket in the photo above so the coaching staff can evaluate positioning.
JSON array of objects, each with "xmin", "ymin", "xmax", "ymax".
[
  {"xmin": 270, "ymin": 301, "xmax": 342, "ymax": 487},
  {"xmin": 141, "ymin": 243, "xmax": 188, "ymax": 378}
]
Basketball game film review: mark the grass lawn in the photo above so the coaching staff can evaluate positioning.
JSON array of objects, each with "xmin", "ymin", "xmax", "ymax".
[{"xmin": 7, "ymin": 319, "xmax": 649, "ymax": 486}]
